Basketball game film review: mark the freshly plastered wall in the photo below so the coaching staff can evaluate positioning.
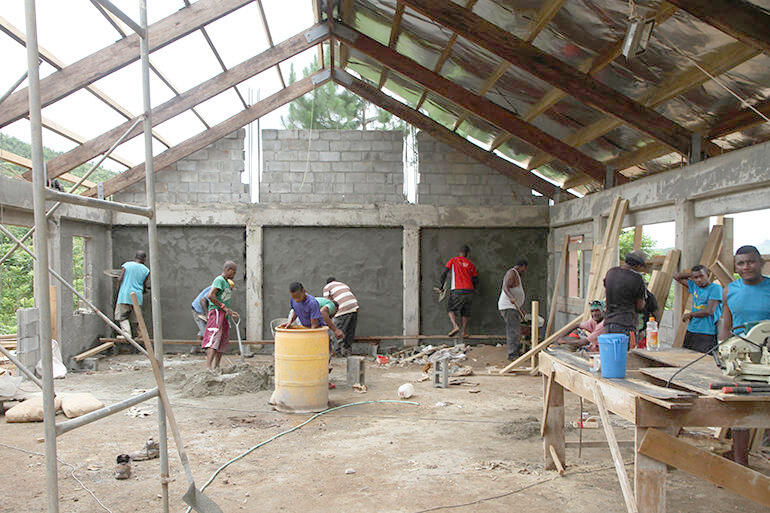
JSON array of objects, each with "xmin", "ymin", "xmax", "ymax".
[
  {"xmin": 110, "ymin": 226, "xmax": 247, "ymax": 341},
  {"xmin": 420, "ymin": 227, "xmax": 548, "ymax": 337}
]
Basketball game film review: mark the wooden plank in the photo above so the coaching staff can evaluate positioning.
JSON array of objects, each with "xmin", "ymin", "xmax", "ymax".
[
  {"xmin": 73, "ymin": 341, "xmax": 114, "ymax": 362},
  {"xmin": 336, "ymin": 69, "xmax": 563, "ymax": 197},
  {"xmin": 530, "ymin": 300, "xmax": 539, "ymax": 369},
  {"xmin": 88, "ymin": 72, "xmax": 327, "ymax": 197},
  {"xmin": 566, "ymin": 440, "xmax": 635, "ymax": 449},
  {"xmin": 540, "ymin": 370, "xmax": 555, "ymax": 437},
  {"xmin": 666, "ymin": 0, "xmax": 770, "ymax": 54},
  {"xmin": 49, "ymin": 285, "xmax": 57, "ymax": 342},
  {"xmin": 640, "ymin": 366, "xmax": 770, "ymax": 402},
  {"xmin": 543, "ymin": 374, "xmax": 565, "ymax": 471},
  {"xmin": 402, "ymin": 0, "xmax": 694, "ymax": 157},
  {"xmin": 101, "ymin": 338, "xmax": 275, "ymax": 346},
  {"xmin": 545, "ymin": 234, "xmax": 570, "ymax": 338},
  {"xmin": 0, "ymin": 149, "xmax": 32, "ymax": 168},
  {"xmin": 43, "ymin": 23, "xmax": 327, "ymax": 181},
  {"xmin": 636, "ymin": 396, "xmax": 770, "ymax": 428},
  {"xmin": 334, "ymin": 24, "xmax": 608, "ymax": 182},
  {"xmin": 648, "ymin": 249, "xmax": 681, "ymax": 321},
  {"xmin": 58, "ymin": 173, "xmax": 97, "ymax": 189},
  {"xmin": 500, "ymin": 314, "xmax": 585, "ymax": 372},
  {"xmin": 593, "ymin": 382, "xmax": 639, "ymax": 513},
  {"xmin": 549, "ymin": 444, "xmax": 565, "ymax": 476},
  {"xmin": 0, "ymin": 0, "xmax": 254, "ymax": 129},
  {"xmin": 710, "ymin": 260, "xmax": 734, "ymax": 288},
  {"xmin": 633, "ymin": 226, "xmax": 643, "ymax": 252},
  {"xmin": 376, "ymin": 2, "xmax": 405, "ymax": 90},
  {"xmin": 635, "ymin": 427, "xmax": 667, "ymax": 513},
  {"xmin": 639, "ymin": 428, "xmax": 770, "ymax": 507},
  {"xmin": 673, "ymin": 225, "xmax": 723, "ymax": 347},
  {"xmin": 529, "ymin": 42, "xmax": 758, "ymax": 170}
]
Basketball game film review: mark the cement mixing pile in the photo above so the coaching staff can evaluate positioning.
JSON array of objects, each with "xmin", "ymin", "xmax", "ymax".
[{"xmin": 168, "ymin": 363, "xmax": 273, "ymax": 398}]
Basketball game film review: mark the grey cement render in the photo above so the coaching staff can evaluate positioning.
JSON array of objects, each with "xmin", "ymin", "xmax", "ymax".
[
  {"xmin": 420, "ymin": 228, "xmax": 548, "ymax": 336},
  {"xmin": 260, "ymin": 129, "xmax": 405, "ymax": 205},
  {"xmin": 114, "ymin": 129, "xmax": 249, "ymax": 205},
  {"xmin": 417, "ymin": 132, "xmax": 543, "ymax": 206},
  {"xmin": 57, "ymin": 219, "xmax": 113, "ymax": 361},
  {"xmin": 111, "ymin": 226, "xmax": 247, "ymax": 342},
  {"xmin": 262, "ymin": 227, "xmax": 403, "ymax": 340}
]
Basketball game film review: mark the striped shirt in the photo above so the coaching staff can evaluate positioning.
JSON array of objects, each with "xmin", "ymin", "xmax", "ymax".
[{"xmin": 323, "ymin": 281, "xmax": 359, "ymax": 316}]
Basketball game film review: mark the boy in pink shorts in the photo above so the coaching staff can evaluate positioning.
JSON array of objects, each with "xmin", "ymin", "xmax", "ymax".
[{"xmin": 202, "ymin": 261, "xmax": 239, "ymax": 370}]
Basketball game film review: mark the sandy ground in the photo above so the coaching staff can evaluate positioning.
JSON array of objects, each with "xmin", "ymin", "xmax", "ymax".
[{"xmin": 1, "ymin": 345, "xmax": 767, "ymax": 513}]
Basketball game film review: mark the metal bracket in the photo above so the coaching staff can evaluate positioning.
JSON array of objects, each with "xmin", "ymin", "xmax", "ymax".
[
  {"xmin": 97, "ymin": 182, "xmax": 104, "ymax": 200},
  {"xmin": 312, "ymin": 68, "xmax": 332, "ymax": 85},
  {"xmin": 333, "ymin": 68, "xmax": 352, "ymax": 86},
  {"xmin": 331, "ymin": 21, "xmax": 357, "ymax": 42},
  {"xmin": 305, "ymin": 24, "xmax": 330, "ymax": 43}
]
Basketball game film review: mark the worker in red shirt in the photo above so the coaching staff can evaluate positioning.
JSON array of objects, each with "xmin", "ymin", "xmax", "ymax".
[{"xmin": 439, "ymin": 245, "xmax": 479, "ymax": 337}]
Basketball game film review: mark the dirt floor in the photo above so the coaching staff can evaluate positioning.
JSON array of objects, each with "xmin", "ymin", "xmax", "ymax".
[{"xmin": 1, "ymin": 344, "xmax": 768, "ymax": 513}]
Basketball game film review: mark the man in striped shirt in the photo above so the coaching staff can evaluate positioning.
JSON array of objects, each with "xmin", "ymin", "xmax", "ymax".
[{"xmin": 323, "ymin": 277, "xmax": 359, "ymax": 356}]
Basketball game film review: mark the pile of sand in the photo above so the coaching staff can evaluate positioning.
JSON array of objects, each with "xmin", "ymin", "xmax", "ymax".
[
  {"xmin": 497, "ymin": 416, "xmax": 541, "ymax": 439},
  {"xmin": 170, "ymin": 363, "xmax": 273, "ymax": 398}
]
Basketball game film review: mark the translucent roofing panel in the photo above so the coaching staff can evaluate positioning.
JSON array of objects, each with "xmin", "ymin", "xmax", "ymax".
[
  {"xmin": 201, "ymin": 2, "xmax": 270, "ymax": 69},
  {"xmin": 147, "ymin": 31, "xmax": 227, "ymax": 93}
]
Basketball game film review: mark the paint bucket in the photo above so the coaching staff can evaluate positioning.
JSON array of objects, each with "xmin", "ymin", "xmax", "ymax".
[{"xmin": 597, "ymin": 333, "xmax": 628, "ymax": 379}]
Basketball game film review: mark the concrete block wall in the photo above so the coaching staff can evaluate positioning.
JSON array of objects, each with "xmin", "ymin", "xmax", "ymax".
[
  {"xmin": 260, "ymin": 129, "xmax": 405, "ymax": 204},
  {"xmin": 114, "ymin": 129, "xmax": 249, "ymax": 204},
  {"xmin": 417, "ymin": 132, "xmax": 539, "ymax": 206}
]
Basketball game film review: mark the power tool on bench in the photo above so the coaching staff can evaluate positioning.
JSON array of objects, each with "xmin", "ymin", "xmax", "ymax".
[{"xmin": 718, "ymin": 320, "xmax": 770, "ymax": 384}]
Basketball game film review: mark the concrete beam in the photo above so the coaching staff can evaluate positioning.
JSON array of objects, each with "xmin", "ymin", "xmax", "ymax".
[
  {"xmin": 113, "ymin": 203, "xmax": 550, "ymax": 228},
  {"xmin": 245, "ymin": 223, "xmax": 263, "ymax": 342},
  {"xmin": 550, "ymin": 140, "xmax": 770, "ymax": 228}
]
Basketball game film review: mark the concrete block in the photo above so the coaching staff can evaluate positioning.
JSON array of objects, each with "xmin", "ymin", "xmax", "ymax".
[
  {"xmin": 310, "ymin": 161, "xmax": 331, "ymax": 172},
  {"xmin": 447, "ymin": 174, "xmax": 468, "ymax": 185},
  {"xmin": 262, "ymin": 129, "xmax": 277, "ymax": 140},
  {"xmin": 189, "ymin": 149, "xmax": 208, "ymax": 160},
  {"xmin": 349, "ymin": 161, "xmax": 374, "ymax": 172},
  {"xmin": 259, "ymin": 192, "xmax": 279, "ymax": 203},
  {"xmin": 308, "ymin": 140, "xmax": 330, "ymax": 151},
  {"xmin": 339, "ymin": 152, "xmax": 363, "ymax": 161},
  {"xmin": 278, "ymin": 130, "xmax": 297, "ymax": 139},
  {"xmin": 211, "ymin": 183, "xmax": 230, "ymax": 193},
  {"xmin": 346, "ymin": 173, "xmax": 368, "ymax": 184},
  {"xmin": 346, "ymin": 357, "xmax": 365, "ymax": 386},
  {"xmin": 319, "ymin": 151, "xmax": 340, "ymax": 161},
  {"xmin": 366, "ymin": 173, "xmax": 387, "ymax": 183},
  {"xmin": 268, "ymin": 182, "xmax": 291, "ymax": 193},
  {"xmin": 297, "ymin": 130, "xmax": 321, "ymax": 140},
  {"xmin": 331, "ymin": 162, "xmax": 353, "ymax": 172},
  {"xmin": 289, "ymin": 161, "xmax": 311, "ymax": 172},
  {"xmin": 192, "ymin": 182, "xmax": 211, "ymax": 193},
  {"xmin": 261, "ymin": 140, "xmax": 280, "ymax": 151},
  {"xmin": 280, "ymin": 193, "xmax": 301, "ymax": 203},
  {"xmin": 265, "ymin": 160, "xmax": 290, "ymax": 172},
  {"xmin": 339, "ymin": 131, "xmax": 362, "ymax": 141},
  {"xmin": 200, "ymin": 172, "xmax": 219, "ymax": 183}
]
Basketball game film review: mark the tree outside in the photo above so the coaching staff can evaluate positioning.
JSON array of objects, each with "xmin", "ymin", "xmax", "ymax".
[
  {"xmin": 281, "ymin": 56, "xmax": 406, "ymax": 131},
  {"xmin": 0, "ymin": 226, "xmax": 34, "ymax": 334},
  {"xmin": 619, "ymin": 227, "xmax": 674, "ymax": 310}
]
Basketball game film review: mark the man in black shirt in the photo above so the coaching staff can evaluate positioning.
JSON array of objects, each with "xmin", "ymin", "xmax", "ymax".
[{"xmin": 603, "ymin": 250, "xmax": 647, "ymax": 336}]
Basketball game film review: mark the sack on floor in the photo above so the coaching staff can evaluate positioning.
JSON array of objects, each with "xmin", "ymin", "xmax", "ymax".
[
  {"xmin": 5, "ymin": 394, "xmax": 63, "ymax": 423},
  {"xmin": 61, "ymin": 392, "xmax": 104, "ymax": 418},
  {"xmin": 35, "ymin": 339, "xmax": 67, "ymax": 379}
]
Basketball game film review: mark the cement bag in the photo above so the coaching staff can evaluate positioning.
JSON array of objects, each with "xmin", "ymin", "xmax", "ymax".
[
  {"xmin": 5, "ymin": 394, "xmax": 63, "ymax": 423},
  {"xmin": 35, "ymin": 339, "xmax": 67, "ymax": 379},
  {"xmin": 61, "ymin": 392, "xmax": 104, "ymax": 418},
  {"xmin": 0, "ymin": 373, "xmax": 23, "ymax": 397}
]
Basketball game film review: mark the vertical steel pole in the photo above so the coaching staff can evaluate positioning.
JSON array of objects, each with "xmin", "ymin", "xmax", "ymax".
[
  {"xmin": 24, "ymin": 1, "xmax": 58, "ymax": 511},
  {"xmin": 139, "ymin": 2, "xmax": 169, "ymax": 511}
]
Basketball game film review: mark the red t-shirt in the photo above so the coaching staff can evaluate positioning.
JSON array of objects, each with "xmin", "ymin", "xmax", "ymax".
[{"xmin": 445, "ymin": 256, "xmax": 478, "ymax": 291}]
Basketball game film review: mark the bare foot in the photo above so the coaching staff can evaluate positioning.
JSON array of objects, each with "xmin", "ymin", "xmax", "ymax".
[
  {"xmin": 448, "ymin": 327, "xmax": 460, "ymax": 337},
  {"xmin": 462, "ymin": 332, "xmax": 470, "ymax": 338}
]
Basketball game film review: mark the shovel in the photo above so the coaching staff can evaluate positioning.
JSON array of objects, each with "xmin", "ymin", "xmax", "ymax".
[
  {"xmin": 233, "ymin": 315, "xmax": 245, "ymax": 363},
  {"xmin": 130, "ymin": 293, "xmax": 222, "ymax": 513}
]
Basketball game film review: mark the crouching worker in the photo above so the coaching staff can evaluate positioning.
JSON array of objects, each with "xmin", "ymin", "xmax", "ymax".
[
  {"xmin": 556, "ymin": 300, "xmax": 605, "ymax": 352},
  {"xmin": 316, "ymin": 296, "xmax": 346, "ymax": 343},
  {"xmin": 202, "ymin": 261, "xmax": 239, "ymax": 370}
]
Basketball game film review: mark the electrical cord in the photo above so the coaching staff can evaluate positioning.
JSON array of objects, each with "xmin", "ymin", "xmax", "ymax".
[
  {"xmin": 0, "ymin": 442, "xmax": 113, "ymax": 513},
  {"xmin": 411, "ymin": 462, "xmax": 632, "ymax": 513},
  {"xmin": 184, "ymin": 399, "xmax": 419, "ymax": 513}
]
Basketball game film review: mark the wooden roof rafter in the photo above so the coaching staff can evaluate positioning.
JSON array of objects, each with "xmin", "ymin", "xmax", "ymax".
[
  {"xmin": 376, "ymin": 2, "xmax": 406, "ymax": 90},
  {"xmin": 333, "ymin": 21, "xmax": 607, "ymax": 183},
  {"xmin": 402, "ymin": 0, "xmax": 696, "ymax": 159},
  {"xmin": 451, "ymin": 0, "xmax": 567, "ymax": 133}
]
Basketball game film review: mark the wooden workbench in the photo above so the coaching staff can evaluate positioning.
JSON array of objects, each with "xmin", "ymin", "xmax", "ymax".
[{"xmin": 538, "ymin": 348, "xmax": 770, "ymax": 512}]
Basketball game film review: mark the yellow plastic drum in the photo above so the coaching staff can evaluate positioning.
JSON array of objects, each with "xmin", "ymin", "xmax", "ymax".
[{"xmin": 272, "ymin": 326, "xmax": 329, "ymax": 413}]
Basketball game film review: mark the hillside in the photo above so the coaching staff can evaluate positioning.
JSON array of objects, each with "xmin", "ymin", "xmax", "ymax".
[{"xmin": 0, "ymin": 132, "xmax": 118, "ymax": 187}]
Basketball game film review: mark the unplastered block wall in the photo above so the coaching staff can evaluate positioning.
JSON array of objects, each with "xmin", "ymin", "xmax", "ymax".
[
  {"xmin": 417, "ymin": 132, "xmax": 540, "ymax": 206},
  {"xmin": 114, "ymin": 129, "xmax": 249, "ymax": 205},
  {"xmin": 260, "ymin": 129, "xmax": 405, "ymax": 204}
]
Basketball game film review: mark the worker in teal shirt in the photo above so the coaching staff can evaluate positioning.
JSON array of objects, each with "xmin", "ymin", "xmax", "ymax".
[
  {"xmin": 114, "ymin": 250, "xmax": 150, "ymax": 338},
  {"xmin": 674, "ymin": 264, "xmax": 722, "ymax": 352},
  {"xmin": 720, "ymin": 245, "xmax": 770, "ymax": 467}
]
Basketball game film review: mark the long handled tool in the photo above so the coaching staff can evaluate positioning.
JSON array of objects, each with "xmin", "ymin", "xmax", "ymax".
[
  {"xmin": 233, "ymin": 315, "xmax": 245, "ymax": 363},
  {"xmin": 130, "ymin": 293, "xmax": 222, "ymax": 513}
]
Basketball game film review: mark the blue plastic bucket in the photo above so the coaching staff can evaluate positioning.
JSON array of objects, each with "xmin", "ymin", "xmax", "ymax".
[{"xmin": 597, "ymin": 334, "xmax": 629, "ymax": 379}]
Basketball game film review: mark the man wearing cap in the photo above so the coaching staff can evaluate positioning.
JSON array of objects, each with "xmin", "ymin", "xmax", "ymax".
[
  {"xmin": 603, "ymin": 250, "xmax": 648, "ymax": 338},
  {"xmin": 557, "ymin": 300, "xmax": 605, "ymax": 351}
]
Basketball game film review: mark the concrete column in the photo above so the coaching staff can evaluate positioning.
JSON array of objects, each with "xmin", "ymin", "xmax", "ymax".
[
  {"xmin": 402, "ymin": 226, "xmax": 420, "ymax": 345},
  {"xmin": 674, "ymin": 199, "xmax": 709, "ymax": 328},
  {"xmin": 245, "ymin": 223, "xmax": 263, "ymax": 344}
]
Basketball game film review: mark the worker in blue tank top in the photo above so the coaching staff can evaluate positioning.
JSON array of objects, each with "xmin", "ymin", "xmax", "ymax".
[{"xmin": 720, "ymin": 245, "xmax": 770, "ymax": 467}]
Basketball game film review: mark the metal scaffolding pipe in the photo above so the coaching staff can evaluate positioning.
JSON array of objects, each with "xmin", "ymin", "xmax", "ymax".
[
  {"xmin": 90, "ymin": 0, "xmax": 145, "ymax": 37},
  {"xmin": 55, "ymin": 388, "xmax": 159, "ymax": 436},
  {"xmin": 0, "ymin": 116, "xmax": 143, "ymax": 266},
  {"xmin": 23, "ymin": 0, "xmax": 59, "ymax": 510},
  {"xmin": 139, "ymin": 2, "xmax": 169, "ymax": 511},
  {"xmin": 0, "ymin": 344, "xmax": 43, "ymax": 389},
  {"xmin": 44, "ymin": 188, "xmax": 153, "ymax": 217},
  {"xmin": 0, "ymin": 224, "xmax": 148, "ymax": 357},
  {"xmin": 0, "ymin": 69, "xmax": 29, "ymax": 107}
]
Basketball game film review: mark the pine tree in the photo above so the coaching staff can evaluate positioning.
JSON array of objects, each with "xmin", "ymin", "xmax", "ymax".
[{"xmin": 281, "ymin": 56, "xmax": 405, "ymax": 131}]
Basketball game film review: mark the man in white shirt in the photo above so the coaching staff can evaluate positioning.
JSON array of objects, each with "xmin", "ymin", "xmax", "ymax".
[{"xmin": 499, "ymin": 259, "xmax": 527, "ymax": 360}]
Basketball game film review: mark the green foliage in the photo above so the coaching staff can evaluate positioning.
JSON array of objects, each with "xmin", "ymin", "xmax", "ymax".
[
  {"xmin": 72, "ymin": 236, "xmax": 85, "ymax": 311},
  {"xmin": 0, "ymin": 132, "xmax": 117, "ymax": 191},
  {"xmin": 618, "ymin": 228, "xmax": 657, "ymax": 260},
  {"xmin": 0, "ymin": 226, "xmax": 34, "ymax": 334},
  {"xmin": 281, "ymin": 56, "xmax": 406, "ymax": 131}
]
